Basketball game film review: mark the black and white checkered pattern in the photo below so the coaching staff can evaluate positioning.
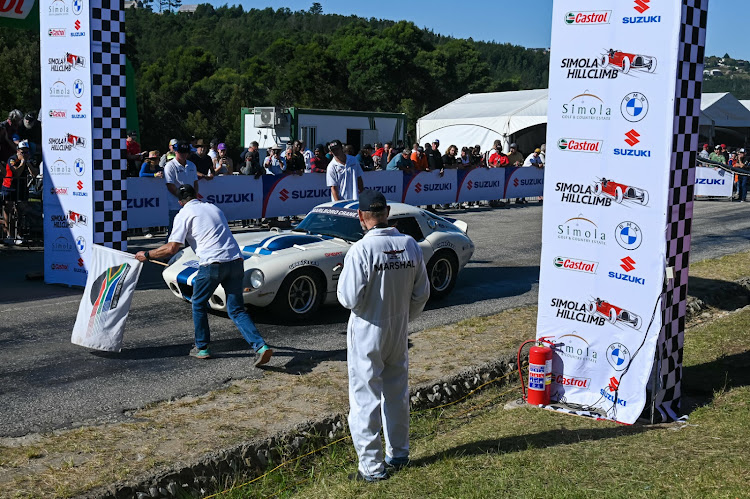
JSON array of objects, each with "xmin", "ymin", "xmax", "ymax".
[
  {"xmin": 91, "ymin": 0, "xmax": 127, "ymax": 250},
  {"xmin": 655, "ymin": 0, "xmax": 708, "ymax": 423}
]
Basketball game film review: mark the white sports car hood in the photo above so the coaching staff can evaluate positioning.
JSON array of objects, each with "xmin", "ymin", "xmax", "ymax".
[{"xmin": 237, "ymin": 231, "xmax": 342, "ymax": 258}]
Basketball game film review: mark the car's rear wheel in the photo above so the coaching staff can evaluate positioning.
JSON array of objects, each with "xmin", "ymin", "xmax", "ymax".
[
  {"xmin": 427, "ymin": 250, "xmax": 458, "ymax": 300},
  {"xmin": 272, "ymin": 268, "xmax": 324, "ymax": 320},
  {"xmin": 615, "ymin": 187, "xmax": 624, "ymax": 203},
  {"xmin": 647, "ymin": 58, "xmax": 657, "ymax": 73},
  {"xmin": 622, "ymin": 57, "xmax": 631, "ymax": 74},
  {"xmin": 640, "ymin": 190, "xmax": 649, "ymax": 206}
]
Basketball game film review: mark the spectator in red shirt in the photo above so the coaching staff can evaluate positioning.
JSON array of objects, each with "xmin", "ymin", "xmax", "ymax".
[
  {"xmin": 488, "ymin": 145, "xmax": 510, "ymax": 167},
  {"xmin": 310, "ymin": 144, "xmax": 330, "ymax": 173},
  {"xmin": 126, "ymin": 130, "xmax": 145, "ymax": 177}
]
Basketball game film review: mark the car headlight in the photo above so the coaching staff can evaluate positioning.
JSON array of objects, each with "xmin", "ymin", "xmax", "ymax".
[{"xmin": 249, "ymin": 269, "xmax": 264, "ymax": 289}]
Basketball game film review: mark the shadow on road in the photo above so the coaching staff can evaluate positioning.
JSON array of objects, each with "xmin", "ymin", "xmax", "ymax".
[{"xmin": 430, "ymin": 265, "xmax": 539, "ymax": 310}]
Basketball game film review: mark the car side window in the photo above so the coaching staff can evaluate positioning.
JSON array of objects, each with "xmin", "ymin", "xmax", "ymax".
[{"xmin": 391, "ymin": 217, "xmax": 424, "ymax": 241}]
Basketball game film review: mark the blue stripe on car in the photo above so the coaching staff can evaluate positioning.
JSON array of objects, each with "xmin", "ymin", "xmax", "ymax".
[{"xmin": 176, "ymin": 266, "xmax": 198, "ymax": 285}]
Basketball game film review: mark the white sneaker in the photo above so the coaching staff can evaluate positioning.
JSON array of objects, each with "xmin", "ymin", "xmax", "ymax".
[{"xmin": 144, "ymin": 233, "xmax": 153, "ymax": 238}]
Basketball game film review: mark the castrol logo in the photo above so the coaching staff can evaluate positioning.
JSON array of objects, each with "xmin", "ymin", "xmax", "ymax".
[{"xmin": 553, "ymin": 373, "xmax": 590, "ymax": 388}]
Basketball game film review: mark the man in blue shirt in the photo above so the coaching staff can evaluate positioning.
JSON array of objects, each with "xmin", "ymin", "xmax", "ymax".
[{"xmin": 386, "ymin": 148, "xmax": 414, "ymax": 174}]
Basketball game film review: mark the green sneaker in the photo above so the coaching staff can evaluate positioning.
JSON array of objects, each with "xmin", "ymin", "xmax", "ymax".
[
  {"xmin": 254, "ymin": 345, "xmax": 273, "ymax": 367},
  {"xmin": 189, "ymin": 346, "xmax": 211, "ymax": 359}
]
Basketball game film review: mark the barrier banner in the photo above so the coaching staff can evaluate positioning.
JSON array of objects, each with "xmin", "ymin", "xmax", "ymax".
[
  {"xmin": 41, "ymin": 0, "xmax": 94, "ymax": 286},
  {"xmin": 199, "ymin": 175, "xmax": 263, "ymax": 220},
  {"xmin": 455, "ymin": 167, "xmax": 505, "ymax": 202},
  {"xmin": 695, "ymin": 167, "xmax": 733, "ymax": 197},
  {"xmin": 401, "ymin": 169, "xmax": 458, "ymax": 205},
  {"xmin": 71, "ymin": 245, "xmax": 142, "ymax": 352},
  {"xmin": 262, "ymin": 173, "xmax": 330, "ymax": 218},
  {"xmin": 503, "ymin": 167, "xmax": 545, "ymax": 199},
  {"xmin": 362, "ymin": 170, "xmax": 402, "ymax": 202},
  {"xmin": 537, "ymin": 1, "xmax": 706, "ymax": 424},
  {"xmin": 127, "ymin": 177, "xmax": 168, "ymax": 228}
]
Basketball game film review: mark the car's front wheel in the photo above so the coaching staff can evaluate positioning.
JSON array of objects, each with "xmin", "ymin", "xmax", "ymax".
[
  {"xmin": 427, "ymin": 250, "xmax": 458, "ymax": 300},
  {"xmin": 272, "ymin": 268, "xmax": 324, "ymax": 320},
  {"xmin": 622, "ymin": 57, "xmax": 631, "ymax": 74}
]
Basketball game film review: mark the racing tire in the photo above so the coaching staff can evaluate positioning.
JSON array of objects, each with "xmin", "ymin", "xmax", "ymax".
[
  {"xmin": 609, "ymin": 308, "xmax": 618, "ymax": 324},
  {"xmin": 622, "ymin": 57, "xmax": 630, "ymax": 74},
  {"xmin": 593, "ymin": 182, "xmax": 603, "ymax": 196},
  {"xmin": 427, "ymin": 250, "xmax": 458, "ymax": 300},
  {"xmin": 648, "ymin": 58, "xmax": 657, "ymax": 73},
  {"xmin": 587, "ymin": 301, "xmax": 596, "ymax": 314},
  {"xmin": 599, "ymin": 54, "xmax": 607, "ymax": 67},
  {"xmin": 615, "ymin": 187, "xmax": 624, "ymax": 204},
  {"xmin": 640, "ymin": 190, "xmax": 649, "ymax": 206},
  {"xmin": 272, "ymin": 268, "xmax": 325, "ymax": 321}
]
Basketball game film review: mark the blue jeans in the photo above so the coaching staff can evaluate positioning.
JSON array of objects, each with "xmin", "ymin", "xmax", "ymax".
[
  {"xmin": 739, "ymin": 176, "xmax": 748, "ymax": 201},
  {"xmin": 191, "ymin": 259, "xmax": 266, "ymax": 352}
]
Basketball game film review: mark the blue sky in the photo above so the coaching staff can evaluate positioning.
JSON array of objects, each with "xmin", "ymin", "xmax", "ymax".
[{"xmin": 206, "ymin": 0, "xmax": 747, "ymax": 60}]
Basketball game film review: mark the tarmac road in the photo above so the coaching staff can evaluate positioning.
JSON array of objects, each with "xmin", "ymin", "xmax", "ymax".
[{"xmin": 0, "ymin": 200, "xmax": 748, "ymax": 437}]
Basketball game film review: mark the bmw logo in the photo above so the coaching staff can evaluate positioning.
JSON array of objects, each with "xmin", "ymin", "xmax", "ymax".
[
  {"xmin": 76, "ymin": 236, "xmax": 86, "ymax": 253},
  {"xmin": 74, "ymin": 158, "xmax": 85, "ymax": 176},
  {"xmin": 73, "ymin": 0, "xmax": 83, "ymax": 15},
  {"xmin": 73, "ymin": 79, "xmax": 84, "ymax": 98},
  {"xmin": 607, "ymin": 343, "xmax": 631, "ymax": 371},
  {"xmin": 621, "ymin": 92, "xmax": 649, "ymax": 123},
  {"xmin": 615, "ymin": 221, "xmax": 642, "ymax": 250}
]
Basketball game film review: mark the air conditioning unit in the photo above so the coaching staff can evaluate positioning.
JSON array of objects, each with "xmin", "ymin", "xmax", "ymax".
[{"xmin": 254, "ymin": 107, "xmax": 283, "ymax": 128}]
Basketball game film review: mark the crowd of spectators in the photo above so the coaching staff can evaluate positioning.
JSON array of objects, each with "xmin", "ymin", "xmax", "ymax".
[
  {"xmin": 698, "ymin": 142, "xmax": 750, "ymax": 202},
  {"xmin": 1, "ymin": 109, "xmax": 42, "ymax": 243}
]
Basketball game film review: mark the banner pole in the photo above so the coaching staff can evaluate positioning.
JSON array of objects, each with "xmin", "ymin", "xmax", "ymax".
[{"xmin": 650, "ymin": 348, "xmax": 659, "ymax": 425}]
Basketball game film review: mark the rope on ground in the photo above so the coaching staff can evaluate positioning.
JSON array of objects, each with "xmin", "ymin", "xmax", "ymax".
[{"xmin": 203, "ymin": 364, "xmax": 526, "ymax": 498}]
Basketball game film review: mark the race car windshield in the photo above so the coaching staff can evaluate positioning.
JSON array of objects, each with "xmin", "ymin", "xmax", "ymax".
[{"xmin": 295, "ymin": 210, "xmax": 364, "ymax": 242}]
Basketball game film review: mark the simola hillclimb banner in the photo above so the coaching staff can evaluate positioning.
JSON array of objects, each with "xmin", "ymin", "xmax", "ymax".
[{"xmin": 536, "ymin": 0, "xmax": 707, "ymax": 424}]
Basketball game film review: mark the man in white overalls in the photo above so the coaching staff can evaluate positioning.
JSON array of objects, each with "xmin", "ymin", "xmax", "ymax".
[{"xmin": 337, "ymin": 189, "xmax": 430, "ymax": 481}]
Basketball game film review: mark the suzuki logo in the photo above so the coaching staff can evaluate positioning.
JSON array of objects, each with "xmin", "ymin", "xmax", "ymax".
[
  {"xmin": 75, "ymin": 102, "xmax": 82, "ymax": 112},
  {"xmin": 415, "ymin": 183, "xmax": 422, "ymax": 193},
  {"xmin": 513, "ymin": 178, "xmax": 519, "ymax": 187},
  {"xmin": 634, "ymin": 0, "xmax": 650, "ymax": 14},
  {"xmin": 620, "ymin": 256, "xmax": 636, "ymax": 272},
  {"xmin": 77, "ymin": 180, "xmax": 83, "ymax": 190},
  {"xmin": 279, "ymin": 188, "xmax": 289, "ymax": 201},
  {"xmin": 608, "ymin": 376, "xmax": 620, "ymax": 392},
  {"xmin": 78, "ymin": 257, "xmax": 84, "ymax": 267},
  {"xmin": 467, "ymin": 180, "xmax": 473, "ymax": 190},
  {"xmin": 74, "ymin": 19, "xmax": 81, "ymax": 30},
  {"xmin": 624, "ymin": 129, "xmax": 641, "ymax": 147}
]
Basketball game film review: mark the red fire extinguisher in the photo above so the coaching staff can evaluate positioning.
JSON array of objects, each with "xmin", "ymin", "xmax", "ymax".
[{"xmin": 518, "ymin": 338, "xmax": 553, "ymax": 405}]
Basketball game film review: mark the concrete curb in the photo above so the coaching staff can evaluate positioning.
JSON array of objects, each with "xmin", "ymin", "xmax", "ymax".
[{"xmin": 80, "ymin": 355, "xmax": 519, "ymax": 498}]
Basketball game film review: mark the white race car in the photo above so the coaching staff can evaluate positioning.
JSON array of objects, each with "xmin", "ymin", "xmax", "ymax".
[{"xmin": 162, "ymin": 201, "xmax": 475, "ymax": 320}]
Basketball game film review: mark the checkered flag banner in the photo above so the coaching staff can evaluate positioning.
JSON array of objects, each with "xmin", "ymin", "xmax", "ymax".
[
  {"xmin": 92, "ymin": 0, "xmax": 127, "ymax": 250},
  {"xmin": 655, "ymin": 0, "xmax": 709, "ymax": 422}
]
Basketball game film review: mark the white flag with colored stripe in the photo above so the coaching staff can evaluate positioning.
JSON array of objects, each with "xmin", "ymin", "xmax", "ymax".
[{"xmin": 71, "ymin": 245, "xmax": 143, "ymax": 352}]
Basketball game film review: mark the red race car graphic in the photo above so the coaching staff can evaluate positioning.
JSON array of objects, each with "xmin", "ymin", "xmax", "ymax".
[
  {"xmin": 593, "ymin": 178, "xmax": 649, "ymax": 205},
  {"xmin": 587, "ymin": 298, "xmax": 642, "ymax": 329},
  {"xmin": 600, "ymin": 49, "xmax": 657, "ymax": 74}
]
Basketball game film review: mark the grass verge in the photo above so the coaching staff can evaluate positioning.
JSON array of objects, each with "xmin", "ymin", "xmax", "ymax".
[{"xmin": 218, "ymin": 305, "xmax": 750, "ymax": 499}]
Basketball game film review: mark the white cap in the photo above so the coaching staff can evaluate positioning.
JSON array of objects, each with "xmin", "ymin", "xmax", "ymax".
[{"xmin": 17, "ymin": 140, "xmax": 30, "ymax": 149}]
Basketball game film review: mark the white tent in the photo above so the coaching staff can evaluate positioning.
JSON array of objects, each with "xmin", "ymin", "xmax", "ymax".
[
  {"xmin": 417, "ymin": 90, "xmax": 750, "ymax": 152},
  {"xmin": 416, "ymin": 89, "xmax": 549, "ymax": 153},
  {"xmin": 699, "ymin": 92, "xmax": 750, "ymax": 128}
]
